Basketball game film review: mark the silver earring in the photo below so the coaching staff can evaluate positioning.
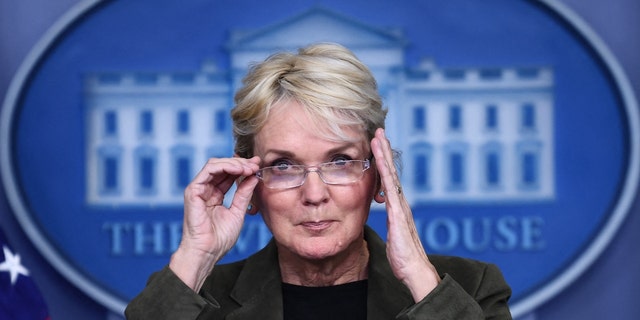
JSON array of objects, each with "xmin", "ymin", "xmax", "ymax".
[
  {"xmin": 379, "ymin": 191, "xmax": 385, "ymax": 197},
  {"xmin": 247, "ymin": 204, "xmax": 253, "ymax": 212}
]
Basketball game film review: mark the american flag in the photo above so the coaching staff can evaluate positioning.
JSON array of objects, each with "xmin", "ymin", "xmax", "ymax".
[{"xmin": 0, "ymin": 227, "xmax": 49, "ymax": 320}]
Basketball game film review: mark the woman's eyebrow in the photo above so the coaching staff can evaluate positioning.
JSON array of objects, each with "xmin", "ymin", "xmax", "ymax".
[
  {"xmin": 324, "ymin": 143, "xmax": 365, "ymax": 156},
  {"xmin": 261, "ymin": 149, "xmax": 295, "ymax": 160},
  {"xmin": 261, "ymin": 144, "xmax": 363, "ymax": 160}
]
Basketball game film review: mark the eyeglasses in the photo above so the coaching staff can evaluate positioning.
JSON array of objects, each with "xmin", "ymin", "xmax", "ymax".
[{"xmin": 256, "ymin": 159, "xmax": 371, "ymax": 189}]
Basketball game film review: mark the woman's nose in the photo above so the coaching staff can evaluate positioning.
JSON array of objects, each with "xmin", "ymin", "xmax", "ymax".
[{"xmin": 300, "ymin": 170, "xmax": 329, "ymax": 205}]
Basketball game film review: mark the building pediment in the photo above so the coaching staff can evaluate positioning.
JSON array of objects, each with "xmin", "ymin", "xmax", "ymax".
[{"xmin": 227, "ymin": 7, "xmax": 407, "ymax": 50}]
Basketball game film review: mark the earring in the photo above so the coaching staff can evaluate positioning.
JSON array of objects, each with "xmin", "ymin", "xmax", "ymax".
[
  {"xmin": 379, "ymin": 191, "xmax": 385, "ymax": 197},
  {"xmin": 247, "ymin": 204, "xmax": 253, "ymax": 212}
]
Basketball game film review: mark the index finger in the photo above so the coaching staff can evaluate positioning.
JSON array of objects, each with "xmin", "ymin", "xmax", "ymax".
[{"xmin": 190, "ymin": 156, "xmax": 260, "ymax": 198}]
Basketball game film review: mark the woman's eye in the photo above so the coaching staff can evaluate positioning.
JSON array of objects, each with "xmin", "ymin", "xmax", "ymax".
[
  {"xmin": 271, "ymin": 160, "xmax": 293, "ymax": 171},
  {"xmin": 331, "ymin": 155, "xmax": 353, "ymax": 165}
]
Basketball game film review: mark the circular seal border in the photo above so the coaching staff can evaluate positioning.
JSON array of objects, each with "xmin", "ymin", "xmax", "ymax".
[
  {"xmin": 1, "ymin": 0, "xmax": 638, "ymax": 316},
  {"xmin": 510, "ymin": 0, "xmax": 640, "ymax": 316},
  {"xmin": 0, "ymin": 0, "xmax": 128, "ymax": 314}
]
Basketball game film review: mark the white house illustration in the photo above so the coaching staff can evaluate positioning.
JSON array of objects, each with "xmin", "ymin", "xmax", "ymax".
[{"xmin": 84, "ymin": 7, "xmax": 554, "ymax": 207}]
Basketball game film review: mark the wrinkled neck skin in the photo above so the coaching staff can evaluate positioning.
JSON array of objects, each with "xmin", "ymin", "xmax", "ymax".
[{"xmin": 277, "ymin": 238, "xmax": 369, "ymax": 287}]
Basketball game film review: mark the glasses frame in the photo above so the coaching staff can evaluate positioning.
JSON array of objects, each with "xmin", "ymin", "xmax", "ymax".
[{"xmin": 256, "ymin": 158, "xmax": 372, "ymax": 189}]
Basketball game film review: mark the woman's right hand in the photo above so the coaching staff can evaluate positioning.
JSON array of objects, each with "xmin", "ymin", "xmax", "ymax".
[{"xmin": 169, "ymin": 156, "xmax": 261, "ymax": 292}]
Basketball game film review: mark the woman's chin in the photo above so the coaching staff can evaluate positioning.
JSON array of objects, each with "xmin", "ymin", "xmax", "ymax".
[{"xmin": 291, "ymin": 241, "xmax": 343, "ymax": 261}]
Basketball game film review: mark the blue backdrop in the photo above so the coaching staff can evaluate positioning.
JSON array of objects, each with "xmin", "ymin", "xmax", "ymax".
[{"xmin": 1, "ymin": 0, "xmax": 639, "ymax": 319}]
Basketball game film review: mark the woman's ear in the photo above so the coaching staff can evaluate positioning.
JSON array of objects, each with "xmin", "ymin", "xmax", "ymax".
[
  {"xmin": 374, "ymin": 190, "xmax": 386, "ymax": 203},
  {"xmin": 372, "ymin": 161, "xmax": 385, "ymax": 203},
  {"xmin": 247, "ymin": 203, "xmax": 259, "ymax": 215}
]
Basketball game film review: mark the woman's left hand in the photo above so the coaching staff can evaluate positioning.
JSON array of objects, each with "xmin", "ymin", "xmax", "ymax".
[{"xmin": 371, "ymin": 128, "xmax": 441, "ymax": 302}]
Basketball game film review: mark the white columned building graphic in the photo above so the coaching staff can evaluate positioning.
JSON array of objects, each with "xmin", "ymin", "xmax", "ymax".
[
  {"xmin": 85, "ymin": 62, "xmax": 232, "ymax": 206},
  {"xmin": 84, "ymin": 7, "xmax": 554, "ymax": 207}
]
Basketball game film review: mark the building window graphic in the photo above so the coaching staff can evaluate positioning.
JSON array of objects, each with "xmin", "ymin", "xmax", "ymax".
[
  {"xmin": 139, "ymin": 110, "xmax": 153, "ymax": 136},
  {"xmin": 177, "ymin": 110, "xmax": 190, "ymax": 135},
  {"xmin": 84, "ymin": 7, "xmax": 554, "ymax": 206},
  {"xmin": 104, "ymin": 111, "xmax": 117, "ymax": 137},
  {"xmin": 522, "ymin": 153, "xmax": 538, "ymax": 186},
  {"xmin": 517, "ymin": 141, "xmax": 542, "ymax": 190},
  {"xmin": 214, "ymin": 109, "xmax": 227, "ymax": 134},
  {"xmin": 485, "ymin": 105, "xmax": 499, "ymax": 131},
  {"xmin": 413, "ymin": 106, "xmax": 427, "ymax": 132},
  {"xmin": 140, "ymin": 157, "xmax": 154, "ymax": 189},
  {"xmin": 135, "ymin": 146, "xmax": 158, "ymax": 195},
  {"xmin": 486, "ymin": 152, "xmax": 501, "ymax": 186},
  {"xmin": 448, "ymin": 105, "xmax": 462, "ymax": 132},
  {"xmin": 521, "ymin": 103, "xmax": 537, "ymax": 132},
  {"xmin": 482, "ymin": 142, "xmax": 503, "ymax": 189},
  {"xmin": 176, "ymin": 157, "xmax": 191, "ymax": 189},
  {"xmin": 445, "ymin": 143, "xmax": 468, "ymax": 192},
  {"xmin": 103, "ymin": 157, "xmax": 119, "ymax": 191},
  {"xmin": 412, "ymin": 144, "xmax": 433, "ymax": 191},
  {"xmin": 97, "ymin": 145, "xmax": 122, "ymax": 195},
  {"xmin": 449, "ymin": 153, "xmax": 464, "ymax": 188},
  {"xmin": 171, "ymin": 145, "xmax": 194, "ymax": 193}
]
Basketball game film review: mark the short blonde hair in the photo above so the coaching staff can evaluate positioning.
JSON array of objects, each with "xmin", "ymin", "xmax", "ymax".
[{"xmin": 231, "ymin": 43, "xmax": 387, "ymax": 158}]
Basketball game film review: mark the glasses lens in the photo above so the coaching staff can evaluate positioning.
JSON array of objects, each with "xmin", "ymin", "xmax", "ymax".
[
  {"xmin": 258, "ymin": 164, "xmax": 305, "ymax": 189},
  {"xmin": 321, "ymin": 160, "xmax": 367, "ymax": 184}
]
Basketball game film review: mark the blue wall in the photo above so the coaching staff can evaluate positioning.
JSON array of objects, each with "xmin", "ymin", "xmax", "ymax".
[{"xmin": 1, "ymin": 0, "xmax": 638, "ymax": 319}]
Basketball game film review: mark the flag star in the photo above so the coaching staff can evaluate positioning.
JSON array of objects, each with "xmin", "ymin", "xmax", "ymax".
[{"xmin": 0, "ymin": 245, "xmax": 30, "ymax": 285}]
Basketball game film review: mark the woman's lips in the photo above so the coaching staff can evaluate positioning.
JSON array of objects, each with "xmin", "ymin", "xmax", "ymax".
[{"xmin": 300, "ymin": 220, "xmax": 334, "ymax": 231}]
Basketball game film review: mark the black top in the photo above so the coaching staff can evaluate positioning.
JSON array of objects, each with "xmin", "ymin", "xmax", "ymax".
[{"xmin": 282, "ymin": 280, "xmax": 368, "ymax": 320}]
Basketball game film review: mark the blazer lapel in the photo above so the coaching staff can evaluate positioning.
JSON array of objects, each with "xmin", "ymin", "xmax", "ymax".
[
  {"xmin": 226, "ymin": 240, "xmax": 284, "ymax": 320},
  {"xmin": 364, "ymin": 227, "xmax": 415, "ymax": 320}
]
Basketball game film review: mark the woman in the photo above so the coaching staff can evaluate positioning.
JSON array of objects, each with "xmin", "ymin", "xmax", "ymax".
[{"xmin": 126, "ymin": 43, "xmax": 512, "ymax": 319}]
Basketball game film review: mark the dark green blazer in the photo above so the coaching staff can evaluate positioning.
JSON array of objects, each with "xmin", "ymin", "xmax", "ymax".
[{"xmin": 126, "ymin": 226, "xmax": 512, "ymax": 319}]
